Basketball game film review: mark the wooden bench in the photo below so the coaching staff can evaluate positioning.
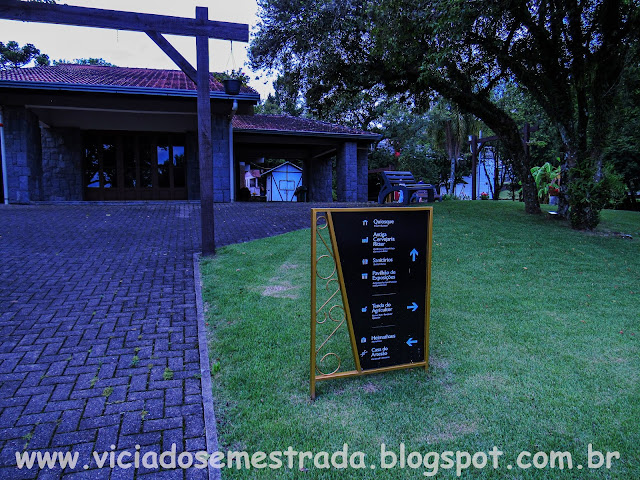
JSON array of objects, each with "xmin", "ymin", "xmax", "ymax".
[{"xmin": 377, "ymin": 171, "xmax": 441, "ymax": 204}]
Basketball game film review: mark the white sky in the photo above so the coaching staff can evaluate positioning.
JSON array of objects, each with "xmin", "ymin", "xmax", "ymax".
[{"xmin": 0, "ymin": 0, "xmax": 275, "ymax": 98}]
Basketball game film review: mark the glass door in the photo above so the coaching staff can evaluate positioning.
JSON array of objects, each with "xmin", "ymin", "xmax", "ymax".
[{"xmin": 83, "ymin": 132, "xmax": 187, "ymax": 201}]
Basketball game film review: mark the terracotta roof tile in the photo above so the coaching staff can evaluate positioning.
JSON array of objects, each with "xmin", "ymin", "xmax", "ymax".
[
  {"xmin": 232, "ymin": 114, "xmax": 377, "ymax": 137},
  {"xmin": 0, "ymin": 64, "xmax": 257, "ymax": 94}
]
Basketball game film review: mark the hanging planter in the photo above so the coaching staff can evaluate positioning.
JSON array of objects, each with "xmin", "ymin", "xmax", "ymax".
[
  {"xmin": 223, "ymin": 78, "xmax": 241, "ymax": 96},
  {"xmin": 223, "ymin": 41, "xmax": 242, "ymax": 96}
]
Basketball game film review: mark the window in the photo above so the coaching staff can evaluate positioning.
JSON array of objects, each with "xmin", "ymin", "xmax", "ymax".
[
  {"xmin": 83, "ymin": 132, "xmax": 187, "ymax": 200},
  {"xmin": 279, "ymin": 179, "xmax": 295, "ymax": 191}
]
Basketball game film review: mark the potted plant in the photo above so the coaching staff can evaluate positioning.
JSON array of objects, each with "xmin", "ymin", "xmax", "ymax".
[
  {"xmin": 548, "ymin": 184, "xmax": 560, "ymax": 205},
  {"xmin": 531, "ymin": 161, "xmax": 561, "ymax": 204},
  {"xmin": 223, "ymin": 79, "xmax": 241, "ymax": 96},
  {"xmin": 480, "ymin": 191, "xmax": 490, "ymax": 200},
  {"xmin": 221, "ymin": 68, "xmax": 245, "ymax": 96}
]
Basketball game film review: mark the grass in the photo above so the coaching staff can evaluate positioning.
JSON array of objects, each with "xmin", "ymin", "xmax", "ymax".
[
  {"xmin": 102, "ymin": 386, "xmax": 113, "ymax": 398},
  {"xmin": 200, "ymin": 202, "xmax": 639, "ymax": 479}
]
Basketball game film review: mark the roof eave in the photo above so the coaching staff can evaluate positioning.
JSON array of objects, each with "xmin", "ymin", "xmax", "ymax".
[
  {"xmin": 262, "ymin": 161, "xmax": 303, "ymax": 176},
  {"xmin": 0, "ymin": 80, "xmax": 260, "ymax": 101},
  {"xmin": 233, "ymin": 127, "xmax": 381, "ymax": 141}
]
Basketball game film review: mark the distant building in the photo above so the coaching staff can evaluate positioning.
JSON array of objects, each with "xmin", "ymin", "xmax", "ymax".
[
  {"xmin": 454, "ymin": 147, "xmax": 508, "ymax": 199},
  {"xmin": 262, "ymin": 162, "xmax": 302, "ymax": 202},
  {"xmin": 244, "ymin": 169, "xmax": 262, "ymax": 197}
]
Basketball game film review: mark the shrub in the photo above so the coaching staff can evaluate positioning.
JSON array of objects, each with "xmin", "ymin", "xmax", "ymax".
[{"xmin": 568, "ymin": 164, "xmax": 626, "ymax": 229}]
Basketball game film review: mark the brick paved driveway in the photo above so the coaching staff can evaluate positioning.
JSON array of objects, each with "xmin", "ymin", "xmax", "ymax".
[
  {"xmin": 0, "ymin": 204, "xmax": 204, "ymax": 480},
  {"xmin": 0, "ymin": 201, "xmax": 367, "ymax": 479}
]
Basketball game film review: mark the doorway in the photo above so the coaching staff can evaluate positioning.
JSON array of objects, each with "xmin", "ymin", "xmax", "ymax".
[{"xmin": 83, "ymin": 131, "xmax": 187, "ymax": 201}]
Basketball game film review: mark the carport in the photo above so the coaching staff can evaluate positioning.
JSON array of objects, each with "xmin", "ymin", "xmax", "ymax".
[
  {"xmin": 232, "ymin": 115, "xmax": 380, "ymax": 202},
  {"xmin": 0, "ymin": 67, "xmax": 380, "ymax": 205}
]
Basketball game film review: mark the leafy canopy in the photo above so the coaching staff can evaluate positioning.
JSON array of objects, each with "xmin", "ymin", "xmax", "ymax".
[
  {"xmin": 53, "ymin": 58, "xmax": 116, "ymax": 67},
  {"xmin": 251, "ymin": 0, "xmax": 640, "ymax": 226},
  {"xmin": 0, "ymin": 41, "xmax": 50, "ymax": 69}
]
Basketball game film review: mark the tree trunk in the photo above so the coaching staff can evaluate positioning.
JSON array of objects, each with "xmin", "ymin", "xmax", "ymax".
[
  {"xmin": 449, "ymin": 156, "xmax": 456, "ymax": 194},
  {"xmin": 557, "ymin": 159, "xmax": 572, "ymax": 219},
  {"xmin": 557, "ymin": 112, "xmax": 605, "ymax": 230},
  {"xmin": 445, "ymin": 120, "xmax": 457, "ymax": 194},
  {"xmin": 556, "ymin": 126, "xmax": 576, "ymax": 219},
  {"xmin": 521, "ymin": 169, "xmax": 541, "ymax": 214},
  {"xmin": 503, "ymin": 130, "xmax": 541, "ymax": 214}
]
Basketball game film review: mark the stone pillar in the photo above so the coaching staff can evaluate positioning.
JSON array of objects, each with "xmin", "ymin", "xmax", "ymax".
[
  {"xmin": 41, "ymin": 127, "xmax": 82, "ymax": 201},
  {"xmin": 302, "ymin": 158, "xmax": 310, "ymax": 191},
  {"xmin": 357, "ymin": 146, "xmax": 369, "ymax": 202},
  {"xmin": 186, "ymin": 131, "xmax": 200, "ymax": 200},
  {"xmin": 2, "ymin": 106, "xmax": 42, "ymax": 203},
  {"xmin": 307, "ymin": 157, "xmax": 333, "ymax": 202},
  {"xmin": 211, "ymin": 114, "xmax": 230, "ymax": 203},
  {"xmin": 336, "ymin": 141, "xmax": 357, "ymax": 202}
]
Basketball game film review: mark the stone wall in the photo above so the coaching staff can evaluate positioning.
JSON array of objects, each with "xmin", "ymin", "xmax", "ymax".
[
  {"xmin": 357, "ymin": 147, "xmax": 369, "ymax": 202},
  {"xmin": 336, "ymin": 141, "xmax": 357, "ymax": 202},
  {"xmin": 305, "ymin": 157, "xmax": 333, "ymax": 202},
  {"xmin": 2, "ymin": 106, "xmax": 42, "ymax": 203},
  {"xmin": 41, "ymin": 127, "xmax": 83, "ymax": 201},
  {"xmin": 170, "ymin": 117, "xmax": 229, "ymax": 203},
  {"xmin": 212, "ymin": 115, "xmax": 230, "ymax": 203}
]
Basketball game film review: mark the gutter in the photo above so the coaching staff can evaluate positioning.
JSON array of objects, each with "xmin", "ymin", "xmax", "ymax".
[
  {"xmin": 0, "ymin": 107, "xmax": 8, "ymax": 204},
  {"xmin": 232, "ymin": 127, "xmax": 382, "ymax": 142},
  {"xmin": 229, "ymin": 99, "xmax": 238, "ymax": 202}
]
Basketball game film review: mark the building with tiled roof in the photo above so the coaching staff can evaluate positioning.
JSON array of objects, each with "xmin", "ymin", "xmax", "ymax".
[
  {"xmin": 0, "ymin": 65, "xmax": 379, "ymax": 204},
  {"xmin": 0, "ymin": 64, "xmax": 257, "ymax": 98},
  {"xmin": 232, "ymin": 114, "xmax": 378, "ymax": 139}
]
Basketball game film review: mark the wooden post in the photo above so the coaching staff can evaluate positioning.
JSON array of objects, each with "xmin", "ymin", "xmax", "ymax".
[
  {"xmin": 470, "ymin": 135, "xmax": 478, "ymax": 200},
  {"xmin": 493, "ymin": 149, "xmax": 499, "ymax": 200},
  {"xmin": 196, "ymin": 6, "xmax": 215, "ymax": 255}
]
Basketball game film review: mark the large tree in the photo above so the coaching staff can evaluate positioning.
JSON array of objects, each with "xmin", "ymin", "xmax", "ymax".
[
  {"xmin": 0, "ymin": 40, "xmax": 49, "ymax": 69},
  {"xmin": 462, "ymin": 0, "xmax": 638, "ymax": 227},
  {"xmin": 252, "ymin": 0, "xmax": 639, "ymax": 226},
  {"xmin": 604, "ymin": 42, "xmax": 640, "ymax": 209}
]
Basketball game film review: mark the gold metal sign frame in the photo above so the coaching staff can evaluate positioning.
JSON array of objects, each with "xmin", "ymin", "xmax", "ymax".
[{"xmin": 310, "ymin": 207, "xmax": 433, "ymax": 400}]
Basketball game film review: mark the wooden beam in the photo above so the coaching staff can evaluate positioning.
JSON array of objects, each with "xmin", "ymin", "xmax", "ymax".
[
  {"xmin": 196, "ymin": 6, "xmax": 215, "ymax": 255},
  {"xmin": 235, "ymin": 146, "xmax": 314, "ymax": 159},
  {"xmin": 312, "ymin": 147, "xmax": 337, "ymax": 159},
  {"xmin": 233, "ymin": 134, "xmax": 340, "ymax": 147},
  {"xmin": 146, "ymin": 31, "xmax": 197, "ymax": 84},
  {"xmin": 470, "ymin": 134, "xmax": 478, "ymax": 200},
  {"xmin": 0, "ymin": 0, "xmax": 249, "ymax": 41}
]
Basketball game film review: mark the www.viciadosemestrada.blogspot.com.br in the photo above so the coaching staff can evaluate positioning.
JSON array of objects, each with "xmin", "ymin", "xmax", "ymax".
[{"xmin": 16, "ymin": 443, "xmax": 621, "ymax": 476}]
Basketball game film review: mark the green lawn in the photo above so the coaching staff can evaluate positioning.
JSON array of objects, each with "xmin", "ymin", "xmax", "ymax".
[{"xmin": 200, "ymin": 202, "xmax": 639, "ymax": 479}]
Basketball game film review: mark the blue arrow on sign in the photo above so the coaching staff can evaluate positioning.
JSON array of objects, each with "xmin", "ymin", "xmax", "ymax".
[
  {"xmin": 406, "ymin": 337, "xmax": 418, "ymax": 347},
  {"xmin": 410, "ymin": 248, "xmax": 419, "ymax": 261},
  {"xmin": 406, "ymin": 302, "xmax": 418, "ymax": 312}
]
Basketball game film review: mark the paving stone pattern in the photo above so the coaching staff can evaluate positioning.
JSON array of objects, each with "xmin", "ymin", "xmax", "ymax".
[
  {"xmin": 0, "ymin": 204, "xmax": 204, "ymax": 480},
  {"xmin": 0, "ymin": 201, "xmax": 369, "ymax": 479}
]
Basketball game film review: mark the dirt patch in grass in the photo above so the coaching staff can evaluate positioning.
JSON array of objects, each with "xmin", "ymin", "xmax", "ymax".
[
  {"xmin": 261, "ymin": 281, "xmax": 300, "ymax": 299},
  {"xmin": 421, "ymin": 421, "xmax": 479, "ymax": 444},
  {"xmin": 429, "ymin": 356, "xmax": 450, "ymax": 370},
  {"xmin": 280, "ymin": 262, "xmax": 299, "ymax": 270},
  {"xmin": 586, "ymin": 230, "xmax": 634, "ymax": 240},
  {"xmin": 260, "ymin": 262, "xmax": 303, "ymax": 298},
  {"xmin": 361, "ymin": 382, "xmax": 379, "ymax": 393}
]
